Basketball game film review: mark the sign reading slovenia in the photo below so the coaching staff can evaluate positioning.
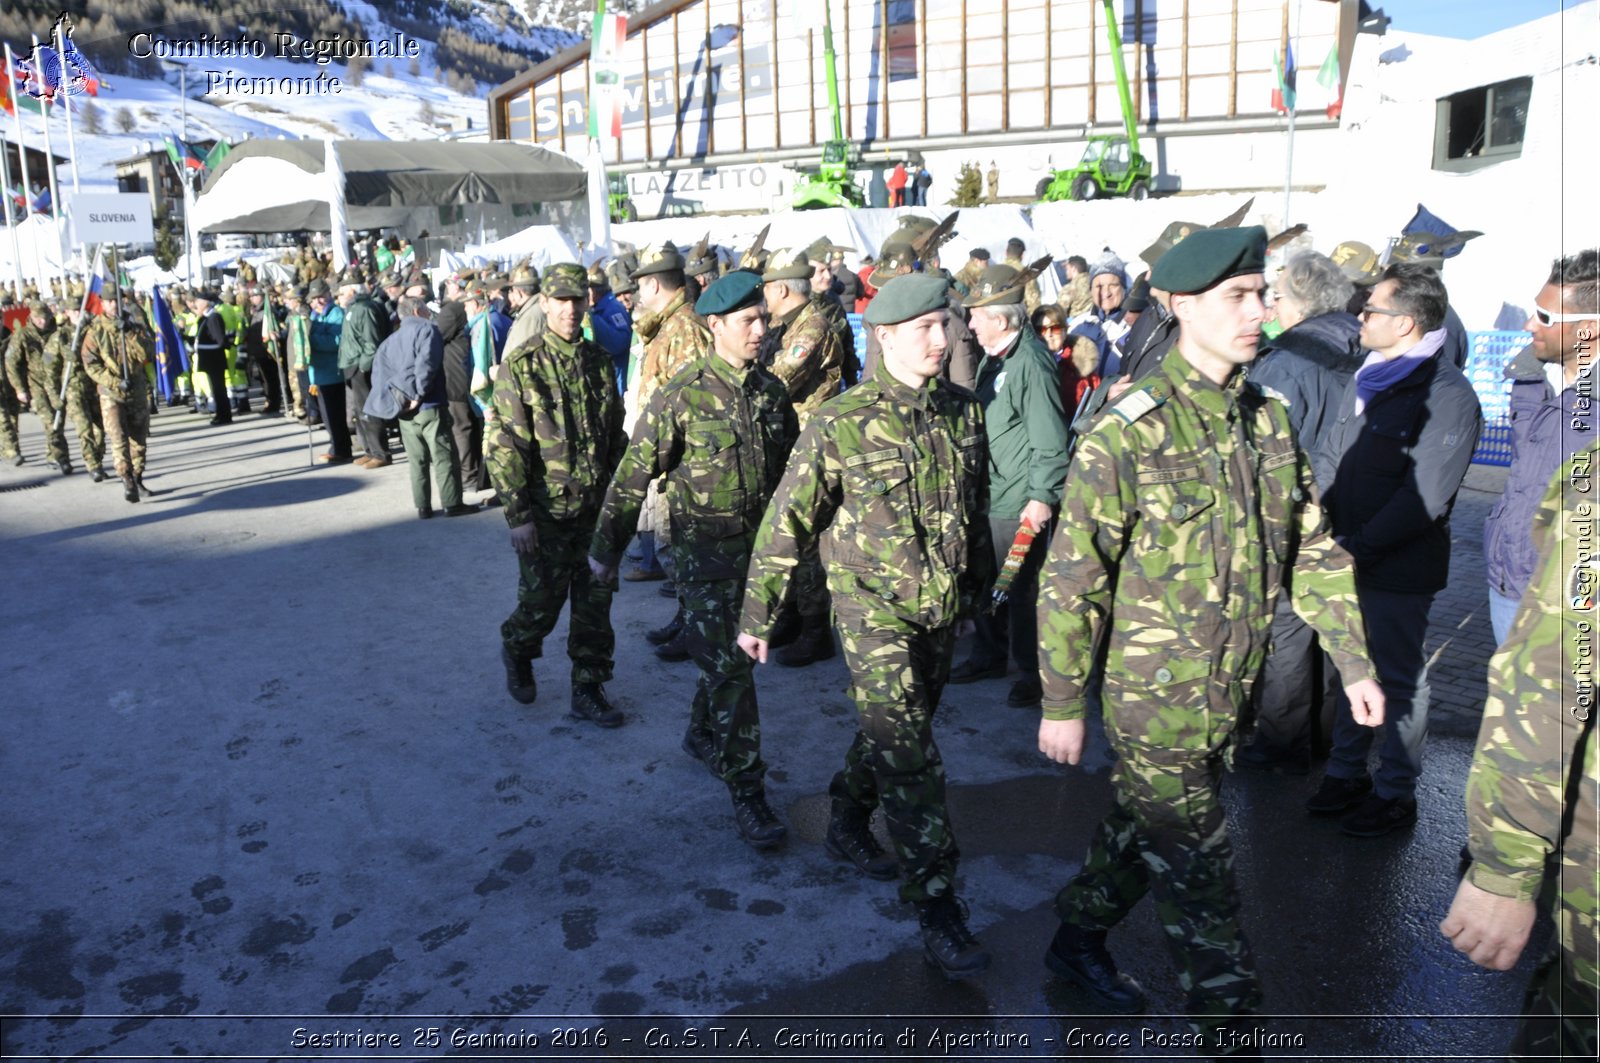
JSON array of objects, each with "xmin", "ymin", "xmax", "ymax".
[{"xmin": 69, "ymin": 192, "xmax": 155, "ymax": 246}]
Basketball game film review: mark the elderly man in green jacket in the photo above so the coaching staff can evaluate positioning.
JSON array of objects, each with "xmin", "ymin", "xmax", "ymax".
[
  {"xmin": 947, "ymin": 262, "xmax": 1071, "ymax": 707},
  {"xmin": 337, "ymin": 274, "xmax": 392, "ymax": 467}
]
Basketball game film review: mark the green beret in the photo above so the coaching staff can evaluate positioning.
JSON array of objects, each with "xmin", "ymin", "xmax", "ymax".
[
  {"xmin": 695, "ymin": 270, "xmax": 763, "ymax": 317},
  {"xmin": 863, "ymin": 273, "xmax": 949, "ymax": 327},
  {"xmin": 1149, "ymin": 225, "xmax": 1268, "ymax": 294},
  {"xmin": 541, "ymin": 263, "xmax": 587, "ymax": 299}
]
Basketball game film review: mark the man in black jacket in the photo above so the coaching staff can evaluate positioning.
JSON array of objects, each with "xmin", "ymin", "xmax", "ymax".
[
  {"xmin": 432, "ymin": 279, "xmax": 485, "ymax": 496},
  {"xmin": 1306, "ymin": 263, "xmax": 1482, "ymax": 837},
  {"xmin": 192, "ymin": 289, "xmax": 231, "ymax": 426}
]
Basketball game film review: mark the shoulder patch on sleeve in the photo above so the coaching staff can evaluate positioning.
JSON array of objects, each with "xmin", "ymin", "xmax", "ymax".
[
  {"xmin": 1256, "ymin": 383, "xmax": 1291, "ymax": 406},
  {"xmin": 1109, "ymin": 382, "xmax": 1167, "ymax": 426}
]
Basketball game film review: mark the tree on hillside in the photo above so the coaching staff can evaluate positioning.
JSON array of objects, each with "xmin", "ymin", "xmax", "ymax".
[
  {"xmin": 408, "ymin": 56, "xmax": 421, "ymax": 78},
  {"xmin": 951, "ymin": 162, "xmax": 984, "ymax": 207},
  {"xmin": 78, "ymin": 100, "xmax": 101, "ymax": 134},
  {"xmin": 115, "ymin": 107, "xmax": 136, "ymax": 134},
  {"xmin": 418, "ymin": 99, "xmax": 436, "ymax": 126},
  {"xmin": 346, "ymin": 54, "xmax": 368, "ymax": 86},
  {"xmin": 154, "ymin": 210, "xmax": 182, "ymax": 272}
]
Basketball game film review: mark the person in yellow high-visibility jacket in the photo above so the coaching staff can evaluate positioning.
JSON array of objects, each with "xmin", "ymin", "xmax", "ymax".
[{"xmin": 217, "ymin": 293, "xmax": 249, "ymax": 413}]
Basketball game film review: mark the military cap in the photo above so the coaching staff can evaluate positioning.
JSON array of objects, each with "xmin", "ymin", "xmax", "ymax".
[
  {"xmin": 461, "ymin": 283, "xmax": 488, "ymax": 304},
  {"xmin": 685, "ymin": 234, "xmax": 719, "ymax": 277},
  {"xmin": 1006, "ymin": 236, "xmax": 1026, "ymax": 254},
  {"xmin": 761, "ymin": 248, "xmax": 813, "ymax": 283},
  {"xmin": 969, "ymin": 247, "xmax": 991, "ymax": 262},
  {"xmin": 695, "ymin": 270, "xmax": 764, "ymax": 317},
  {"xmin": 868, "ymin": 240, "xmax": 917, "ymax": 288},
  {"xmin": 0, "ymin": 292, "xmax": 12, "ymax": 307},
  {"xmin": 804, "ymin": 236, "xmax": 852, "ymax": 264},
  {"xmin": 1389, "ymin": 228, "xmax": 1482, "ymax": 269},
  {"xmin": 483, "ymin": 271, "xmax": 511, "ymax": 290},
  {"xmin": 632, "ymin": 242, "xmax": 685, "ymax": 279},
  {"xmin": 288, "ymin": 285, "xmax": 308, "ymax": 300},
  {"xmin": 451, "ymin": 268, "xmax": 479, "ymax": 286},
  {"xmin": 26, "ymin": 298, "xmax": 48, "ymax": 315},
  {"xmin": 606, "ymin": 260, "xmax": 638, "ymax": 295},
  {"xmin": 586, "ymin": 263, "xmax": 610, "ymax": 290},
  {"xmin": 67, "ymin": 280, "xmax": 85, "ymax": 299},
  {"xmin": 1122, "ymin": 275, "xmax": 1152, "ymax": 314},
  {"xmin": 195, "ymin": 287, "xmax": 222, "ymax": 303},
  {"xmin": 863, "ymin": 273, "xmax": 950, "ymax": 327},
  {"xmin": 1329, "ymin": 240, "xmax": 1384, "ymax": 286},
  {"xmin": 965, "ymin": 264, "xmax": 1028, "ymax": 308},
  {"xmin": 306, "ymin": 279, "xmax": 331, "ymax": 298},
  {"xmin": 541, "ymin": 262, "xmax": 588, "ymax": 299},
  {"xmin": 1149, "ymin": 225, "xmax": 1267, "ymax": 294},
  {"xmin": 509, "ymin": 264, "xmax": 540, "ymax": 291},
  {"xmin": 1140, "ymin": 220, "xmax": 1203, "ymax": 271},
  {"xmin": 381, "ymin": 270, "xmax": 404, "ymax": 288}
]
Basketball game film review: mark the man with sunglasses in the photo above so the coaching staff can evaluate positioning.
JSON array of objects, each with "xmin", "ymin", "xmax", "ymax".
[
  {"xmin": 1483, "ymin": 250, "xmax": 1599, "ymax": 644},
  {"xmin": 1306, "ymin": 262, "xmax": 1482, "ymax": 837}
]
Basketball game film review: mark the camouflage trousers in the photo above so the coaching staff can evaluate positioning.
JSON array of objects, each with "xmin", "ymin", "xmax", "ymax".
[
  {"xmin": 100, "ymin": 390, "xmax": 150, "ymax": 479},
  {"xmin": 23, "ymin": 381, "xmax": 71, "ymax": 466},
  {"xmin": 1511, "ymin": 931, "xmax": 1599, "ymax": 1061},
  {"xmin": 502, "ymin": 516, "xmax": 616, "ymax": 684},
  {"xmin": 68, "ymin": 379, "xmax": 105, "ymax": 470},
  {"xmin": 0, "ymin": 378, "xmax": 19, "ymax": 458},
  {"xmin": 829, "ymin": 621, "xmax": 959, "ymax": 904},
  {"xmin": 682, "ymin": 577, "xmax": 765, "ymax": 789},
  {"xmin": 1056, "ymin": 745, "xmax": 1261, "ymax": 1030}
]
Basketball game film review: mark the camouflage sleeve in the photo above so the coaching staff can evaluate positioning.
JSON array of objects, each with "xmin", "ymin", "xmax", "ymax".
[
  {"xmin": 79, "ymin": 328, "xmax": 117, "ymax": 391},
  {"xmin": 1465, "ymin": 459, "xmax": 1595, "ymax": 900},
  {"xmin": 739, "ymin": 418, "xmax": 841, "ymax": 638},
  {"xmin": 485, "ymin": 358, "xmax": 538, "ymax": 529},
  {"xmin": 591, "ymin": 386, "xmax": 678, "ymax": 565},
  {"xmin": 4, "ymin": 333, "xmax": 25, "ymax": 393},
  {"xmin": 1287, "ymin": 458, "xmax": 1376, "ymax": 684},
  {"xmin": 768, "ymin": 314, "xmax": 834, "ymax": 395},
  {"xmin": 1036, "ymin": 428, "xmax": 1135, "ymax": 720}
]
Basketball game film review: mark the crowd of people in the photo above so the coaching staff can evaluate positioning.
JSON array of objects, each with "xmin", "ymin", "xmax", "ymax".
[{"xmin": 1, "ymin": 213, "xmax": 1593, "ymax": 1059}]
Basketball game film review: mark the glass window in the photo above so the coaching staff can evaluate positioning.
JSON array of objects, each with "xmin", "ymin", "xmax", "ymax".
[{"xmin": 1433, "ymin": 76, "xmax": 1531, "ymax": 172}]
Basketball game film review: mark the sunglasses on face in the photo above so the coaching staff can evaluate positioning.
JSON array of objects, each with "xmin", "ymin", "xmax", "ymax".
[
  {"xmin": 1534, "ymin": 304, "xmax": 1596, "ymax": 327},
  {"xmin": 1359, "ymin": 306, "xmax": 1408, "ymax": 320},
  {"xmin": 1039, "ymin": 324, "xmax": 1065, "ymax": 335}
]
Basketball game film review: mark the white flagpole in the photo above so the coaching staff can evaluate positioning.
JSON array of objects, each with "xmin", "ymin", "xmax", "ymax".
[
  {"xmin": 326, "ymin": 138, "xmax": 349, "ymax": 273},
  {"xmin": 1282, "ymin": 0, "xmax": 1302, "ymax": 228},
  {"xmin": 31, "ymin": 34, "xmax": 66, "ymax": 291},
  {"xmin": 55, "ymin": 19, "xmax": 81, "ymax": 194},
  {"xmin": 5, "ymin": 43, "xmax": 47, "ymax": 289},
  {"xmin": 2, "ymin": 163, "xmax": 22, "ymax": 298}
]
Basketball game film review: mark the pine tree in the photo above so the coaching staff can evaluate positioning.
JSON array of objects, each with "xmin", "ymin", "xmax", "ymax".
[
  {"xmin": 78, "ymin": 100, "xmax": 101, "ymax": 134},
  {"xmin": 418, "ymin": 99, "xmax": 436, "ymax": 126},
  {"xmin": 346, "ymin": 54, "xmax": 367, "ymax": 86},
  {"xmin": 115, "ymin": 107, "xmax": 136, "ymax": 134},
  {"xmin": 408, "ymin": 56, "xmax": 421, "ymax": 78},
  {"xmin": 951, "ymin": 162, "xmax": 984, "ymax": 207},
  {"xmin": 154, "ymin": 211, "xmax": 182, "ymax": 271}
]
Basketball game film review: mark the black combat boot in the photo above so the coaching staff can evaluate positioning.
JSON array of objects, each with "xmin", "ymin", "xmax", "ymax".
[
  {"xmin": 1043, "ymin": 921, "xmax": 1147, "ymax": 1013},
  {"xmin": 681, "ymin": 725, "xmax": 717, "ymax": 771},
  {"xmin": 765, "ymin": 609, "xmax": 802, "ymax": 649},
  {"xmin": 776, "ymin": 616, "xmax": 836, "ymax": 667},
  {"xmin": 823, "ymin": 800, "xmax": 898, "ymax": 880},
  {"xmin": 122, "ymin": 474, "xmax": 139, "ymax": 503},
  {"xmin": 654, "ymin": 627, "xmax": 691, "ymax": 662},
  {"xmin": 729, "ymin": 784, "xmax": 786, "ymax": 850},
  {"xmin": 500, "ymin": 645, "xmax": 536, "ymax": 704},
  {"xmin": 90, "ymin": 465, "xmax": 107, "ymax": 482},
  {"xmin": 570, "ymin": 682, "xmax": 624, "ymax": 728},
  {"xmin": 645, "ymin": 608, "xmax": 684, "ymax": 646},
  {"xmin": 135, "ymin": 476, "xmax": 153, "ymax": 497},
  {"xmin": 917, "ymin": 894, "xmax": 990, "ymax": 980}
]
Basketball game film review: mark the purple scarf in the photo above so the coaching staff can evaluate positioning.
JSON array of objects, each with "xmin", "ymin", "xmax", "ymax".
[{"xmin": 1354, "ymin": 328, "xmax": 1448, "ymax": 414}]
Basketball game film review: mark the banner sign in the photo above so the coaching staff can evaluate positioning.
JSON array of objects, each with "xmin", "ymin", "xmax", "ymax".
[{"xmin": 68, "ymin": 192, "xmax": 154, "ymax": 245}]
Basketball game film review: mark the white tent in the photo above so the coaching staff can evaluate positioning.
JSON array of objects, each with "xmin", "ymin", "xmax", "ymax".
[
  {"xmin": 0, "ymin": 213, "xmax": 71, "ymax": 288},
  {"xmin": 464, "ymin": 224, "xmax": 583, "ymax": 272}
]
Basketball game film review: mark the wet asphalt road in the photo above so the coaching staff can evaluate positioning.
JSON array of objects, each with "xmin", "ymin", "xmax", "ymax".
[{"xmin": 0, "ymin": 407, "xmax": 1537, "ymax": 1060}]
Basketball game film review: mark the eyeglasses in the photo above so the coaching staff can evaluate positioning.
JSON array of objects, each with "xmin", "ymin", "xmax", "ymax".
[
  {"xmin": 1534, "ymin": 304, "xmax": 1597, "ymax": 327},
  {"xmin": 1039, "ymin": 324, "xmax": 1066, "ymax": 335},
  {"xmin": 1359, "ymin": 306, "xmax": 1408, "ymax": 320}
]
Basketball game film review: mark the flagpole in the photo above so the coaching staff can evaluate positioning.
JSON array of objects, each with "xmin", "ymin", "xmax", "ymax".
[
  {"xmin": 1282, "ymin": 0, "xmax": 1302, "ymax": 228},
  {"xmin": 55, "ymin": 19, "xmax": 81, "ymax": 194},
  {"xmin": 5, "ymin": 42, "xmax": 47, "ymax": 291},
  {"xmin": 2, "ymin": 169, "xmax": 22, "ymax": 299},
  {"xmin": 52, "ymin": 243, "xmax": 101, "ymax": 430},
  {"xmin": 31, "ymin": 35, "xmax": 66, "ymax": 293}
]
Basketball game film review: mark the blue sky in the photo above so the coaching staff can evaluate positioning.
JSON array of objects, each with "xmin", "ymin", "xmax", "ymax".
[{"xmin": 1389, "ymin": 0, "xmax": 1591, "ymax": 39}]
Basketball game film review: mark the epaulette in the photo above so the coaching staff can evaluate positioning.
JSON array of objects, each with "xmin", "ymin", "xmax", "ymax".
[
  {"xmin": 1109, "ymin": 380, "xmax": 1168, "ymax": 425},
  {"xmin": 1250, "ymin": 381, "xmax": 1291, "ymax": 406}
]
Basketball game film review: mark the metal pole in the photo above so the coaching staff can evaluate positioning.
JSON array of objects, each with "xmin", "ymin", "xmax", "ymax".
[
  {"xmin": 1282, "ymin": 0, "xmax": 1301, "ymax": 226},
  {"xmin": 56, "ymin": 20, "xmax": 81, "ymax": 194},
  {"xmin": 6, "ymin": 43, "xmax": 48, "ymax": 291},
  {"xmin": 52, "ymin": 242, "xmax": 100, "ymax": 430}
]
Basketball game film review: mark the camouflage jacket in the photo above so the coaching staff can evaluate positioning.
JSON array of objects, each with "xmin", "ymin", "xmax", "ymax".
[
  {"xmin": 1465, "ymin": 440, "xmax": 1599, "ymax": 910},
  {"xmin": 640, "ymin": 293, "xmax": 711, "ymax": 401},
  {"xmin": 39, "ymin": 325, "xmax": 81, "ymax": 397},
  {"xmin": 1004, "ymin": 254, "xmax": 1043, "ymax": 314},
  {"xmin": 761, "ymin": 297, "xmax": 846, "ymax": 422},
  {"xmin": 1036, "ymin": 348, "xmax": 1373, "ymax": 751},
  {"xmin": 79, "ymin": 315, "xmax": 152, "ymax": 401},
  {"xmin": 740, "ymin": 360, "xmax": 994, "ymax": 636},
  {"xmin": 504, "ymin": 296, "xmax": 547, "ymax": 358},
  {"xmin": 5, "ymin": 324, "xmax": 48, "ymax": 393},
  {"xmin": 593, "ymin": 353, "xmax": 798, "ymax": 582},
  {"xmin": 486, "ymin": 328, "xmax": 626, "ymax": 530},
  {"xmin": 811, "ymin": 291, "xmax": 860, "ymax": 388}
]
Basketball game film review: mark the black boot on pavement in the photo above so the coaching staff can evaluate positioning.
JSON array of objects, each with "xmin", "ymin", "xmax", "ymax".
[
  {"xmin": 729, "ymin": 785, "xmax": 786, "ymax": 850},
  {"xmin": 646, "ymin": 609, "xmax": 684, "ymax": 646},
  {"xmin": 654, "ymin": 627, "xmax": 691, "ymax": 662},
  {"xmin": 681, "ymin": 725, "xmax": 717, "ymax": 772},
  {"xmin": 121, "ymin": 474, "xmax": 139, "ymax": 503},
  {"xmin": 765, "ymin": 609, "xmax": 802, "ymax": 649},
  {"xmin": 90, "ymin": 465, "xmax": 107, "ymax": 482},
  {"xmin": 570, "ymin": 682, "xmax": 624, "ymax": 728},
  {"xmin": 1043, "ymin": 921, "xmax": 1146, "ymax": 1013},
  {"xmin": 501, "ymin": 646, "xmax": 536, "ymax": 704},
  {"xmin": 823, "ymin": 800, "xmax": 898, "ymax": 880},
  {"xmin": 776, "ymin": 616, "xmax": 836, "ymax": 667},
  {"xmin": 135, "ymin": 477, "xmax": 153, "ymax": 498},
  {"xmin": 1305, "ymin": 773, "xmax": 1373, "ymax": 815},
  {"xmin": 917, "ymin": 894, "xmax": 990, "ymax": 980}
]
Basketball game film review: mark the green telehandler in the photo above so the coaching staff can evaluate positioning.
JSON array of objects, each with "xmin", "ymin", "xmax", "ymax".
[
  {"xmin": 1036, "ymin": 0, "xmax": 1155, "ymax": 202},
  {"xmin": 791, "ymin": 4, "xmax": 865, "ymax": 210}
]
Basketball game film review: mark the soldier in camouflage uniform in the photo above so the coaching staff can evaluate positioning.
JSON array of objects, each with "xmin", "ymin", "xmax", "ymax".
[
  {"xmin": 1034, "ymin": 227, "xmax": 1383, "ymax": 1045},
  {"xmin": 755, "ymin": 249, "xmax": 854, "ymax": 667},
  {"xmin": 5, "ymin": 301, "xmax": 72, "ymax": 472},
  {"xmin": 591, "ymin": 272, "xmax": 800, "ymax": 849},
  {"xmin": 44, "ymin": 296, "xmax": 107, "ymax": 480},
  {"xmin": 739, "ymin": 273, "xmax": 995, "ymax": 980},
  {"xmin": 80, "ymin": 291, "xmax": 155, "ymax": 503},
  {"xmin": 502, "ymin": 264, "xmax": 546, "ymax": 357},
  {"xmin": 1003, "ymin": 237, "xmax": 1043, "ymax": 314},
  {"xmin": 803, "ymin": 238, "xmax": 860, "ymax": 386},
  {"xmin": 1441, "ymin": 440, "xmax": 1598, "ymax": 1061},
  {"xmin": 487, "ymin": 263, "xmax": 628, "ymax": 727}
]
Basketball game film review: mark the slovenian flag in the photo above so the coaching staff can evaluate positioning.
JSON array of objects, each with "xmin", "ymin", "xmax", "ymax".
[
  {"xmin": 150, "ymin": 284, "xmax": 190, "ymax": 400},
  {"xmin": 83, "ymin": 247, "xmax": 108, "ymax": 316}
]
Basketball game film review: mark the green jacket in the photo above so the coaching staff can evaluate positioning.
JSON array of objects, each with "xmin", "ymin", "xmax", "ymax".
[
  {"xmin": 486, "ymin": 328, "xmax": 626, "ymax": 530},
  {"xmin": 1037, "ymin": 347, "xmax": 1373, "ymax": 751},
  {"xmin": 740, "ymin": 360, "xmax": 994, "ymax": 636},
  {"xmin": 593, "ymin": 352, "xmax": 798, "ymax": 583},
  {"xmin": 1465, "ymin": 440, "xmax": 1599, "ymax": 932},
  {"xmin": 337, "ymin": 295, "xmax": 388, "ymax": 372},
  {"xmin": 973, "ymin": 327, "xmax": 1071, "ymax": 520}
]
